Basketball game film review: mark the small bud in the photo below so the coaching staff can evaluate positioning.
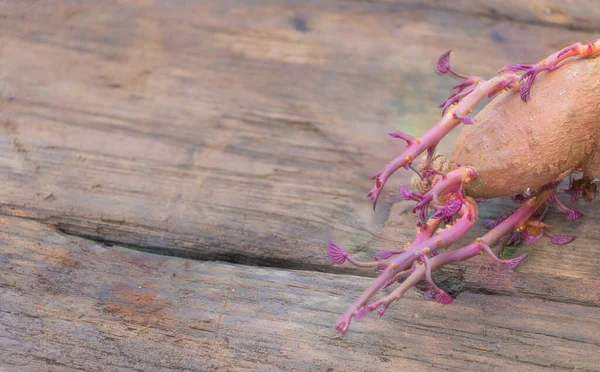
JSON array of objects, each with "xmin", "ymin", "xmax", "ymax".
[
  {"xmin": 389, "ymin": 131, "xmax": 415, "ymax": 144},
  {"xmin": 452, "ymin": 110, "xmax": 475, "ymax": 125}
]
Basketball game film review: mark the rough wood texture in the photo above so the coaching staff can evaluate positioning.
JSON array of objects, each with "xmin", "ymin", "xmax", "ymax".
[
  {"xmin": 0, "ymin": 0, "xmax": 600, "ymax": 370},
  {"xmin": 1, "ymin": 216, "xmax": 599, "ymax": 371},
  {"xmin": 377, "ymin": 0, "xmax": 600, "ymax": 33}
]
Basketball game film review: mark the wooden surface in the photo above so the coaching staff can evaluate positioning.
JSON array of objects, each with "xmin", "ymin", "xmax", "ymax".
[
  {"xmin": 0, "ymin": 0, "xmax": 599, "ymax": 370},
  {"xmin": 2, "ymin": 216, "xmax": 599, "ymax": 371}
]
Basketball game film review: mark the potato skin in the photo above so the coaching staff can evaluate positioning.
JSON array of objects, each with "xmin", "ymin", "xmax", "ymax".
[{"xmin": 453, "ymin": 57, "xmax": 600, "ymax": 199}]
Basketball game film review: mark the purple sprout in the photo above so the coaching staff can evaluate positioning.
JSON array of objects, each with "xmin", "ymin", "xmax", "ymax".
[
  {"xmin": 436, "ymin": 50, "xmax": 484, "ymax": 116},
  {"xmin": 400, "ymin": 185, "xmax": 423, "ymax": 202}
]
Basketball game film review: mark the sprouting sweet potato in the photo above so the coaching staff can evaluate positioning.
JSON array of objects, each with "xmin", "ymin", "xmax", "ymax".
[{"xmin": 329, "ymin": 40, "xmax": 600, "ymax": 335}]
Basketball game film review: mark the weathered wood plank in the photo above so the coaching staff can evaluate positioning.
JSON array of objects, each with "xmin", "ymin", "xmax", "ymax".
[
  {"xmin": 0, "ymin": 0, "xmax": 598, "ymax": 305},
  {"xmin": 365, "ymin": 0, "xmax": 600, "ymax": 33},
  {"xmin": 0, "ymin": 216, "xmax": 598, "ymax": 371},
  {"xmin": 466, "ymin": 0, "xmax": 600, "ymax": 32}
]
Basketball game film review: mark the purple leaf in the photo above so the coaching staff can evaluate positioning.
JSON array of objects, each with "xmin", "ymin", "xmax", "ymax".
[
  {"xmin": 327, "ymin": 239, "xmax": 348, "ymax": 264},
  {"xmin": 453, "ymin": 110, "xmax": 475, "ymax": 125},
  {"xmin": 461, "ymin": 116, "xmax": 475, "ymax": 125},
  {"xmin": 502, "ymin": 254, "xmax": 528, "ymax": 269},
  {"xmin": 445, "ymin": 199, "xmax": 463, "ymax": 214},
  {"xmin": 435, "ymin": 290, "xmax": 454, "ymax": 305},
  {"xmin": 376, "ymin": 250, "xmax": 404, "ymax": 260},
  {"xmin": 568, "ymin": 210, "xmax": 584, "ymax": 221},
  {"xmin": 424, "ymin": 288, "xmax": 453, "ymax": 304},
  {"xmin": 519, "ymin": 70, "xmax": 538, "ymax": 102},
  {"xmin": 400, "ymin": 185, "xmax": 413, "ymax": 200},
  {"xmin": 436, "ymin": 50, "xmax": 452, "ymax": 74},
  {"xmin": 400, "ymin": 185, "xmax": 423, "ymax": 202},
  {"xmin": 550, "ymin": 235, "xmax": 576, "ymax": 245},
  {"xmin": 432, "ymin": 199, "xmax": 462, "ymax": 219}
]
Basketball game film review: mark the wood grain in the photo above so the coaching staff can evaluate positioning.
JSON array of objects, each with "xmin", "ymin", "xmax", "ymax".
[
  {"xmin": 1, "ymin": 216, "xmax": 598, "ymax": 371},
  {"xmin": 0, "ymin": 1, "xmax": 599, "ymax": 369},
  {"xmin": 366, "ymin": 0, "xmax": 600, "ymax": 33}
]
